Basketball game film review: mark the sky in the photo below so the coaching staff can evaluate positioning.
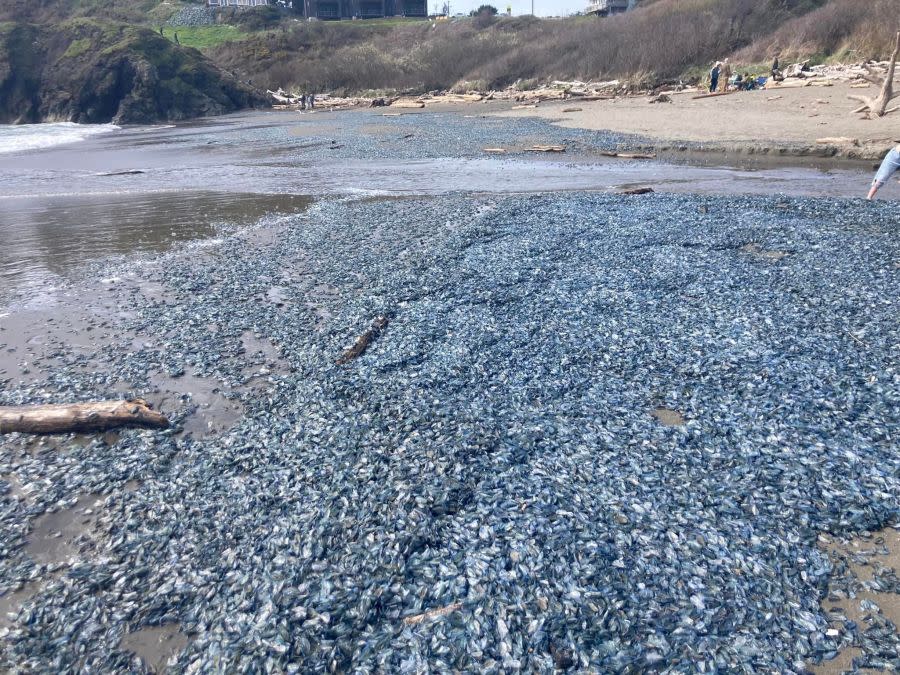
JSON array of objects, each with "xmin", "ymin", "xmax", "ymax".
[{"xmin": 429, "ymin": 0, "xmax": 587, "ymax": 18}]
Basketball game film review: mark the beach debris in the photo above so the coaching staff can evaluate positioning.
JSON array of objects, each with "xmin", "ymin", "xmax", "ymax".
[
  {"xmin": 847, "ymin": 31, "xmax": 899, "ymax": 116},
  {"xmin": 783, "ymin": 60, "xmax": 811, "ymax": 78},
  {"xmin": 336, "ymin": 316, "xmax": 389, "ymax": 365},
  {"xmin": 483, "ymin": 147, "xmax": 507, "ymax": 153},
  {"xmin": 96, "ymin": 169, "xmax": 145, "ymax": 176},
  {"xmin": 3, "ymin": 115, "xmax": 900, "ymax": 674},
  {"xmin": 0, "ymin": 400, "xmax": 169, "ymax": 434},
  {"xmin": 815, "ymin": 137, "xmax": 860, "ymax": 146},
  {"xmin": 402, "ymin": 602, "xmax": 463, "ymax": 626},
  {"xmin": 600, "ymin": 151, "xmax": 655, "ymax": 159},
  {"xmin": 267, "ymin": 88, "xmax": 302, "ymax": 105},
  {"xmin": 648, "ymin": 93, "xmax": 672, "ymax": 104},
  {"xmin": 692, "ymin": 91, "xmax": 732, "ymax": 100},
  {"xmin": 561, "ymin": 107, "xmax": 583, "ymax": 112},
  {"xmin": 766, "ymin": 95, "xmax": 783, "ymax": 101},
  {"xmin": 619, "ymin": 186, "xmax": 654, "ymax": 195},
  {"xmin": 512, "ymin": 104, "xmax": 538, "ymax": 109},
  {"xmin": 528, "ymin": 144, "xmax": 565, "ymax": 152},
  {"xmin": 391, "ymin": 99, "xmax": 426, "ymax": 109}
]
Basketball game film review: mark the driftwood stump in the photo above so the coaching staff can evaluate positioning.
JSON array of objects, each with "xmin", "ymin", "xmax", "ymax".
[
  {"xmin": 336, "ymin": 316, "xmax": 389, "ymax": 365},
  {"xmin": 0, "ymin": 400, "xmax": 169, "ymax": 435},
  {"xmin": 848, "ymin": 31, "xmax": 900, "ymax": 117}
]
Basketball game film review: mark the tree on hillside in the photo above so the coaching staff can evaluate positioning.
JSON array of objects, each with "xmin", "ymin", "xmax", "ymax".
[{"xmin": 469, "ymin": 4, "xmax": 498, "ymax": 15}]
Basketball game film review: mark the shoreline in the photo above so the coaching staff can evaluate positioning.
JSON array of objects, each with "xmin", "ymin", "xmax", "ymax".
[{"xmin": 3, "ymin": 106, "xmax": 886, "ymax": 297}]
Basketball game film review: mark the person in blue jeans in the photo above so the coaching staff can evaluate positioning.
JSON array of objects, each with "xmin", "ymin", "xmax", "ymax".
[
  {"xmin": 868, "ymin": 144, "xmax": 900, "ymax": 199},
  {"xmin": 710, "ymin": 62, "xmax": 720, "ymax": 93}
]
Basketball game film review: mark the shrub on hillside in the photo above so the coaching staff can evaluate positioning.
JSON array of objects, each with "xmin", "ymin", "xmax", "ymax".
[
  {"xmin": 208, "ymin": 0, "xmax": 894, "ymax": 93},
  {"xmin": 735, "ymin": 0, "xmax": 898, "ymax": 62}
]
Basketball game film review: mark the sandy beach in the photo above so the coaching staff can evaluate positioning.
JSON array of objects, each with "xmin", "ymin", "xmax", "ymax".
[{"xmin": 499, "ymin": 81, "xmax": 900, "ymax": 160}]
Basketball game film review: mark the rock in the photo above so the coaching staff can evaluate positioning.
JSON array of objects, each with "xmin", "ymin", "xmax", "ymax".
[
  {"xmin": 0, "ymin": 21, "xmax": 268, "ymax": 124},
  {"xmin": 167, "ymin": 6, "xmax": 216, "ymax": 27}
]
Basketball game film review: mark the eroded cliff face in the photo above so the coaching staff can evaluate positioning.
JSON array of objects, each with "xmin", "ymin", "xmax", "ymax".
[
  {"xmin": 0, "ymin": 24, "xmax": 44, "ymax": 123},
  {"xmin": 0, "ymin": 20, "xmax": 268, "ymax": 124}
]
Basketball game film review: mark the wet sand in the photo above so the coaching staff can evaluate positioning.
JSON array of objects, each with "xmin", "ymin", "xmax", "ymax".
[
  {"xmin": 812, "ymin": 527, "xmax": 900, "ymax": 674},
  {"xmin": 0, "ymin": 191, "xmax": 310, "ymax": 293}
]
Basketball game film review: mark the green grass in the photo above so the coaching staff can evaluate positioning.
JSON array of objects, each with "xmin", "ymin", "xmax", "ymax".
[
  {"xmin": 62, "ymin": 37, "xmax": 93, "ymax": 58},
  {"xmin": 347, "ymin": 17, "xmax": 428, "ymax": 28},
  {"xmin": 161, "ymin": 25, "xmax": 248, "ymax": 49}
]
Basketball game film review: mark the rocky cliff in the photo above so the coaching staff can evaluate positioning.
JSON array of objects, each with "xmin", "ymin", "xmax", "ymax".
[{"xmin": 0, "ymin": 20, "xmax": 268, "ymax": 124}]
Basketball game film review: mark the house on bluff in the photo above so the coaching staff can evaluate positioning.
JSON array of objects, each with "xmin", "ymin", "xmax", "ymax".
[
  {"xmin": 207, "ymin": 0, "xmax": 426, "ymax": 18},
  {"xmin": 207, "ymin": 0, "xmax": 269, "ymax": 6},
  {"xmin": 585, "ymin": 0, "xmax": 637, "ymax": 16},
  {"xmin": 301, "ymin": 0, "xmax": 427, "ymax": 18}
]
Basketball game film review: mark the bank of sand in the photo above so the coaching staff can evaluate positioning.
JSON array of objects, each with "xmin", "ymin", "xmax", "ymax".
[{"xmin": 497, "ymin": 80, "xmax": 900, "ymax": 161}]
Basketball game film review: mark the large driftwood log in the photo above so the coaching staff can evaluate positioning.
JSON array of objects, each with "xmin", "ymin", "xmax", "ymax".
[
  {"xmin": 848, "ymin": 31, "xmax": 900, "ymax": 117},
  {"xmin": 0, "ymin": 399, "xmax": 169, "ymax": 435}
]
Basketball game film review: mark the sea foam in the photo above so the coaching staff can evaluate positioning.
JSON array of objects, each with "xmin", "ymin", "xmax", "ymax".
[{"xmin": 0, "ymin": 122, "xmax": 119, "ymax": 155}]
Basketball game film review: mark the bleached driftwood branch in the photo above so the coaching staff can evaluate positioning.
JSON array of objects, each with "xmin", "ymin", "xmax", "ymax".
[{"xmin": 848, "ymin": 31, "xmax": 900, "ymax": 116}]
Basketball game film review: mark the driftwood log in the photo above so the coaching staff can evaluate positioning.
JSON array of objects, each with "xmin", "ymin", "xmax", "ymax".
[
  {"xmin": 0, "ymin": 399, "xmax": 169, "ymax": 435},
  {"xmin": 692, "ymin": 91, "xmax": 733, "ymax": 100},
  {"xmin": 848, "ymin": 31, "xmax": 900, "ymax": 117},
  {"xmin": 620, "ymin": 187, "xmax": 655, "ymax": 195},
  {"xmin": 600, "ymin": 151, "xmax": 656, "ymax": 160},
  {"xmin": 336, "ymin": 316, "xmax": 389, "ymax": 365}
]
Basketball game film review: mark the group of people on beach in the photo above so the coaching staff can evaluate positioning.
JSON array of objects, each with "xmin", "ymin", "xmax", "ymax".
[
  {"xmin": 709, "ymin": 56, "xmax": 781, "ymax": 93},
  {"xmin": 706, "ymin": 55, "xmax": 898, "ymax": 199}
]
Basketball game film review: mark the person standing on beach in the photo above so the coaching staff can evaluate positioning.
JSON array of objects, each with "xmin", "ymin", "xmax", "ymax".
[
  {"xmin": 771, "ymin": 55, "xmax": 783, "ymax": 81},
  {"xmin": 720, "ymin": 59, "xmax": 732, "ymax": 92},
  {"xmin": 710, "ymin": 62, "xmax": 721, "ymax": 92},
  {"xmin": 867, "ymin": 144, "xmax": 900, "ymax": 199}
]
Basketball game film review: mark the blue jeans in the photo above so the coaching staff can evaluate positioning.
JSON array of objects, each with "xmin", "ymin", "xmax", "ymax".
[
  {"xmin": 710, "ymin": 77, "xmax": 718, "ymax": 92},
  {"xmin": 873, "ymin": 147, "xmax": 900, "ymax": 188}
]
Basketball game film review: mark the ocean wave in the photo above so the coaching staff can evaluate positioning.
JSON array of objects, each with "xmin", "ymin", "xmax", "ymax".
[{"xmin": 0, "ymin": 122, "xmax": 120, "ymax": 155}]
